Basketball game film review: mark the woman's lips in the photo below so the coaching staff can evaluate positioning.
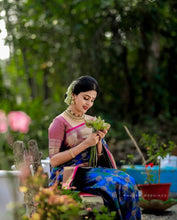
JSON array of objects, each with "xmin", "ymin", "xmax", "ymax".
[{"xmin": 83, "ymin": 106, "xmax": 88, "ymax": 110}]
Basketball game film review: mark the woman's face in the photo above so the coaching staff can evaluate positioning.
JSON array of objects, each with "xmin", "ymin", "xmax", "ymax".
[{"xmin": 72, "ymin": 90, "xmax": 97, "ymax": 114}]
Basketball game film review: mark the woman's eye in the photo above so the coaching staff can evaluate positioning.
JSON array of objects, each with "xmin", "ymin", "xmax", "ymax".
[{"xmin": 83, "ymin": 97, "xmax": 95, "ymax": 102}]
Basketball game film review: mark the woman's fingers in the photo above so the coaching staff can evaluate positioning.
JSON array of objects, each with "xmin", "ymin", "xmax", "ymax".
[
  {"xmin": 97, "ymin": 130, "xmax": 106, "ymax": 139},
  {"xmin": 103, "ymin": 129, "xmax": 107, "ymax": 134},
  {"xmin": 86, "ymin": 133, "xmax": 100, "ymax": 146}
]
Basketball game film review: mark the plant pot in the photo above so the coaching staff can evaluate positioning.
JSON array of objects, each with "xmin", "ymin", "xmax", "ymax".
[
  {"xmin": 0, "ymin": 170, "xmax": 24, "ymax": 220},
  {"xmin": 138, "ymin": 183, "xmax": 171, "ymax": 201},
  {"xmin": 122, "ymin": 165, "xmax": 177, "ymax": 194}
]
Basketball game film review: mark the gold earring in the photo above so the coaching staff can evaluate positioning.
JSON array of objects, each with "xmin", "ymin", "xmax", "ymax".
[{"xmin": 70, "ymin": 98, "xmax": 74, "ymax": 105}]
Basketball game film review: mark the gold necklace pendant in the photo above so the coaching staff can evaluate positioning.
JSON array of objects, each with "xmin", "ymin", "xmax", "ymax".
[{"xmin": 65, "ymin": 109, "xmax": 85, "ymax": 121}]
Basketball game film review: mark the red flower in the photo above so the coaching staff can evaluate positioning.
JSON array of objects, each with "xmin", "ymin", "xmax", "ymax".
[{"xmin": 145, "ymin": 162, "xmax": 154, "ymax": 167}]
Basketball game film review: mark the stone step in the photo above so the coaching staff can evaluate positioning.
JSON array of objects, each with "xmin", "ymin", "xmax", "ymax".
[{"xmin": 80, "ymin": 194, "xmax": 104, "ymax": 209}]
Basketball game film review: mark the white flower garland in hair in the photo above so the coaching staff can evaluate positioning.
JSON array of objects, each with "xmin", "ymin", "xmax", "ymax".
[{"xmin": 64, "ymin": 80, "xmax": 77, "ymax": 105}]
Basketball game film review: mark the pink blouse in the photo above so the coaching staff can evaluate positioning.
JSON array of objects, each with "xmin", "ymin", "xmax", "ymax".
[{"xmin": 48, "ymin": 115, "xmax": 92, "ymax": 158}]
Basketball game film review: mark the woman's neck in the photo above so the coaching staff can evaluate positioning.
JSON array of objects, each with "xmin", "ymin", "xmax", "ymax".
[
  {"xmin": 64, "ymin": 107, "xmax": 85, "ymax": 121},
  {"xmin": 69, "ymin": 106, "xmax": 84, "ymax": 117}
]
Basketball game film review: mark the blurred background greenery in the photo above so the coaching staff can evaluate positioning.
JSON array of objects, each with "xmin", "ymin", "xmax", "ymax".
[{"xmin": 0, "ymin": 0, "xmax": 177, "ymax": 168}]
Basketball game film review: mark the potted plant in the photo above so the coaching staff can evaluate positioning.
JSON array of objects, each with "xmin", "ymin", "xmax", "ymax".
[
  {"xmin": 124, "ymin": 126, "xmax": 176, "ymax": 202},
  {"xmin": 138, "ymin": 133, "xmax": 176, "ymax": 202}
]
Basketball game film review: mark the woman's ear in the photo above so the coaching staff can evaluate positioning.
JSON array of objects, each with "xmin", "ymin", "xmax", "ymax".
[{"xmin": 71, "ymin": 93, "xmax": 75, "ymax": 105}]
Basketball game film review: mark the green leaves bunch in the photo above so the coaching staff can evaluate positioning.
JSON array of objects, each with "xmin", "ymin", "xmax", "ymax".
[
  {"xmin": 85, "ymin": 116, "xmax": 110, "ymax": 167},
  {"xmin": 85, "ymin": 116, "xmax": 110, "ymax": 132}
]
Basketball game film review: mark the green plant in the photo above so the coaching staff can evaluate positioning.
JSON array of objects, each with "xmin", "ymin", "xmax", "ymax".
[
  {"xmin": 140, "ymin": 134, "xmax": 176, "ymax": 164},
  {"xmin": 20, "ymin": 167, "xmax": 82, "ymax": 220},
  {"xmin": 144, "ymin": 162, "xmax": 157, "ymax": 184},
  {"xmin": 92, "ymin": 206, "xmax": 116, "ymax": 220},
  {"xmin": 139, "ymin": 133, "xmax": 176, "ymax": 184},
  {"xmin": 120, "ymin": 154, "xmax": 135, "ymax": 171},
  {"xmin": 124, "ymin": 126, "xmax": 176, "ymax": 184},
  {"xmin": 20, "ymin": 167, "xmax": 116, "ymax": 220},
  {"xmin": 61, "ymin": 188, "xmax": 82, "ymax": 204}
]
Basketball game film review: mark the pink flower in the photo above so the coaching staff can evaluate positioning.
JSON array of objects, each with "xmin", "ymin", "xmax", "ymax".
[
  {"xmin": 86, "ymin": 207, "xmax": 92, "ymax": 211},
  {"xmin": 0, "ymin": 110, "xmax": 8, "ymax": 133},
  {"xmin": 8, "ymin": 111, "xmax": 31, "ymax": 133}
]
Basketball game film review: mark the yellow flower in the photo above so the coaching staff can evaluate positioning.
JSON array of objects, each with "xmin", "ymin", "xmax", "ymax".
[
  {"xmin": 31, "ymin": 213, "xmax": 40, "ymax": 220},
  {"xmin": 19, "ymin": 186, "xmax": 28, "ymax": 193}
]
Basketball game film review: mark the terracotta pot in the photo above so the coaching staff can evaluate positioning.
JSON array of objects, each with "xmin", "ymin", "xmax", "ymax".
[{"xmin": 138, "ymin": 183, "xmax": 171, "ymax": 201}]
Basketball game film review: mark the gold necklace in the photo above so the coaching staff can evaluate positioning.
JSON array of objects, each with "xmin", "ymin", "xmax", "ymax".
[{"xmin": 64, "ymin": 108, "xmax": 85, "ymax": 121}]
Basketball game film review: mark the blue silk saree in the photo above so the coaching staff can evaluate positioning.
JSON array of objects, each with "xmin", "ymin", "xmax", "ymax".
[{"xmin": 49, "ymin": 115, "xmax": 141, "ymax": 219}]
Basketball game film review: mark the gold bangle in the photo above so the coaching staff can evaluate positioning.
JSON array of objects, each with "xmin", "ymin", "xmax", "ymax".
[
  {"xmin": 69, "ymin": 148, "xmax": 75, "ymax": 158},
  {"xmin": 98, "ymin": 153, "xmax": 103, "ymax": 156}
]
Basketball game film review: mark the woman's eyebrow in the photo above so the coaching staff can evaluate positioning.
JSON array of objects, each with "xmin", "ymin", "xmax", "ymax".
[{"xmin": 84, "ymin": 94, "xmax": 96, "ymax": 99}]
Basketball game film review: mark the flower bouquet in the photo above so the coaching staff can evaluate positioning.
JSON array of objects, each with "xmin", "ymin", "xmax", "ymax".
[{"xmin": 85, "ymin": 116, "xmax": 110, "ymax": 167}]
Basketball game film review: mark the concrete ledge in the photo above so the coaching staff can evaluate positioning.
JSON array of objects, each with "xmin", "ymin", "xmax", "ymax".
[{"xmin": 80, "ymin": 195, "xmax": 104, "ymax": 209}]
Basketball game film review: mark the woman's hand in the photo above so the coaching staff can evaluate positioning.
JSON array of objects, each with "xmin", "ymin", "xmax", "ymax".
[
  {"xmin": 84, "ymin": 133, "xmax": 100, "ymax": 147},
  {"xmin": 97, "ymin": 129, "xmax": 107, "ymax": 141},
  {"xmin": 96, "ymin": 127, "xmax": 110, "ymax": 155},
  {"xmin": 97, "ymin": 125, "xmax": 110, "ymax": 141}
]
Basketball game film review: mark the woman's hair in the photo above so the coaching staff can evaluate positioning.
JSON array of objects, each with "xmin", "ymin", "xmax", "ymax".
[{"xmin": 72, "ymin": 75, "xmax": 99, "ymax": 95}]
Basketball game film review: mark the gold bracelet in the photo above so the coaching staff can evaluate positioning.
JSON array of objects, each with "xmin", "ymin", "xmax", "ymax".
[
  {"xmin": 69, "ymin": 148, "xmax": 75, "ymax": 158},
  {"xmin": 98, "ymin": 153, "xmax": 103, "ymax": 156}
]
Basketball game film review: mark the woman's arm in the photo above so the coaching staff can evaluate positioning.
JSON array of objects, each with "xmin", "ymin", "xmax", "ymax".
[{"xmin": 50, "ymin": 132, "xmax": 100, "ymax": 167}]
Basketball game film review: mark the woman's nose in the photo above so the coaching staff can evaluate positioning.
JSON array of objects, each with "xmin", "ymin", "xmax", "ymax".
[{"xmin": 86, "ymin": 100, "xmax": 90, "ymax": 106}]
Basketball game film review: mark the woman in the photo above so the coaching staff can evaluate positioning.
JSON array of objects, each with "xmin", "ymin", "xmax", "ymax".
[{"xmin": 48, "ymin": 76, "xmax": 141, "ymax": 219}]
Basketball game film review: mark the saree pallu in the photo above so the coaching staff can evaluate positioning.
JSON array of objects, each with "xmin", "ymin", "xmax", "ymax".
[{"xmin": 49, "ymin": 141, "xmax": 141, "ymax": 220}]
